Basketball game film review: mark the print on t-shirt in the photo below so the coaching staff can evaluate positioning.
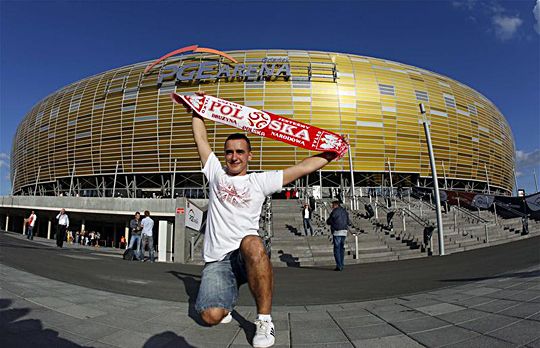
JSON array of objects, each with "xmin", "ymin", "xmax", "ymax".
[{"xmin": 217, "ymin": 178, "xmax": 252, "ymax": 207}]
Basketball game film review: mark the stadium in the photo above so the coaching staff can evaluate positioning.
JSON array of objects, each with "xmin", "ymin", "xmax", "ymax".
[{"xmin": 11, "ymin": 47, "xmax": 516, "ymax": 197}]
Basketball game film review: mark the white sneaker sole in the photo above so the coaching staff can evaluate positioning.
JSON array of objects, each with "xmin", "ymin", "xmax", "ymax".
[{"xmin": 220, "ymin": 312, "xmax": 232, "ymax": 324}]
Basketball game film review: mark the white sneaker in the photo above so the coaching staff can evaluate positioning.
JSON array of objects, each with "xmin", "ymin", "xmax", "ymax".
[
  {"xmin": 220, "ymin": 312, "xmax": 232, "ymax": 324},
  {"xmin": 252, "ymin": 319, "xmax": 275, "ymax": 348}
]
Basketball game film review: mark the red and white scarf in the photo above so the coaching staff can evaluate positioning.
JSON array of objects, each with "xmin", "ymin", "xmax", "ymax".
[{"xmin": 171, "ymin": 93, "xmax": 349, "ymax": 159}]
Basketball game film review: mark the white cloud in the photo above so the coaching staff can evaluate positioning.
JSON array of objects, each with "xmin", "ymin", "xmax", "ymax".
[
  {"xmin": 0, "ymin": 153, "xmax": 9, "ymax": 160},
  {"xmin": 516, "ymin": 149, "xmax": 540, "ymax": 174},
  {"xmin": 534, "ymin": 0, "xmax": 540, "ymax": 35},
  {"xmin": 492, "ymin": 15, "xmax": 523, "ymax": 41},
  {"xmin": 0, "ymin": 160, "xmax": 9, "ymax": 170}
]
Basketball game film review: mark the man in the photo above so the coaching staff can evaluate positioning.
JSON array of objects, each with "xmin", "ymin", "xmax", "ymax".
[
  {"xmin": 55, "ymin": 208, "xmax": 69, "ymax": 248},
  {"xmin": 302, "ymin": 203, "xmax": 313, "ymax": 236},
  {"xmin": 128, "ymin": 212, "xmax": 142, "ymax": 260},
  {"xmin": 26, "ymin": 210, "xmax": 37, "ymax": 240},
  {"xmin": 139, "ymin": 210, "xmax": 155, "ymax": 262},
  {"xmin": 183, "ymin": 92, "xmax": 339, "ymax": 348},
  {"xmin": 326, "ymin": 200, "xmax": 350, "ymax": 271}
]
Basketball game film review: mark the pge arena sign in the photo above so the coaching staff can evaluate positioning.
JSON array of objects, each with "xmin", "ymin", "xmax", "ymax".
[{"xmin": 144, "ymin": 45, "xmax": 291, "ymax": 85}]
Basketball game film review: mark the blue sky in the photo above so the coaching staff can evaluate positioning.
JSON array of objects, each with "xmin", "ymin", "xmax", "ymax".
[{"xmin": 1, "ymin": 0, "xmax": 539, "ymax": 195}]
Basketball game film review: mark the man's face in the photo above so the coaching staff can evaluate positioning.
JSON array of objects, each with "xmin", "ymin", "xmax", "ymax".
[
  {"xmin": 135, "ymin": 213, "xmax": 140, "ymax": 220},
  {"xmin": 224, "ymin": 139, "xmax": 252, "ymax": 176},
  {"xmin": 60, "ymin": 209, "xmax": 65, "ymax": 214}
]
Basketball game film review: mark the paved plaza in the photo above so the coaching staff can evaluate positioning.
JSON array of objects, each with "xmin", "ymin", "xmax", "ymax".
[{"xmin": 1, "ymin": 232, "xmax": 539, "ymax": 347}]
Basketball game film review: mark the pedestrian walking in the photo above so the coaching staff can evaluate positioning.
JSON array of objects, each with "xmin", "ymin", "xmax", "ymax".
[
  {"xmin": 302, "ymin": 203, "xmax": 313, "ymax": 236},
  {"xmin": 139, "ymin": 211, "xmax": 155, "ymax": 262},
  {"xmin": 326, "ymin": 200, "xmax": 350, "ymax": 271},
  {"xmin": 26, "ymin": 210, "xmax": 37, "ymax": 240},
  {"xmin": 55, "ymin": 208, "xmax": 69, "ymax": 248},
  {"xmin": 128, "ymin": 211, "xmax": 142, "ymax": 259}
]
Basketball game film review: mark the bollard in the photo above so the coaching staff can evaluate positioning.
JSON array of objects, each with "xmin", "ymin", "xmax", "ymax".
[
  {"xmin": 484, "ymin": 224, "xmax": 489, "ymax": 243},
  {"xmin": 420, "ymin": 204, "xmax": 423, "ymax": 217},
  {"xmin": 375, "ymin": 204, "xmax": 378, "ymax": 219},
  {"xmin": 355, "ymin": 234, "xmax": 359, "ymax": 260},
  {"xmin": 402, "ymin": 215, "xmax": 406, "ymax": 232},
  {"xmin": 454, "ymin": 211, "xmax": 457, "ymax": 231},
  {"xmin": 190, "ymin": 236, "xmax": 195, "ymax": 261}
]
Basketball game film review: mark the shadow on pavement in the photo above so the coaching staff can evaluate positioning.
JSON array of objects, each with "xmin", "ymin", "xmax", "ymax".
[
  {"xmin": 0, "ymin": 298, "xmax": 83, "ymax": 347},
  {"xmin": 143, "ymin": 331, "xmax": 196, "ymax": 348}
]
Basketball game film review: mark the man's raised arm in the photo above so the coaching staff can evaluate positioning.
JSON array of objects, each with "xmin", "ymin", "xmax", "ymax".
[
  {"xmin": 191, "ymin": 114, "xmax": 212, "ymax": 166},
  {"xmin": 282, "ymin": 152, "xmax": 337, "ymax": 186}
]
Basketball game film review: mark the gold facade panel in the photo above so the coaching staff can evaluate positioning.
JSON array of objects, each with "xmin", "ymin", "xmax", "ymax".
[{"xmin": 12, "ymin": 50, "xmax": 515, "ymax": 193}]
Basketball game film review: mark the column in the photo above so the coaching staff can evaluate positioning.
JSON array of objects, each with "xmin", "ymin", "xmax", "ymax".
[
  {"xmin": 81, "ymin": 219, "xmax": 86, "ymax": 234},
  {"xmin": 158, "ymin": 220, "xmax": 169, "ymax": 262},
  {"xmin": 22, "ymin": 219, "xmax": 27, "ymax": 235},
  {"xmin": 5, "ymin": 215, "xmax": 9, "ymax": 231},
  {"xmin": 124, "ymin": 226, "xmax": 129, "ymax": 248},
  {"xmin": 47, "ymin": 220, "xmax": 52, "ymax": 239}
]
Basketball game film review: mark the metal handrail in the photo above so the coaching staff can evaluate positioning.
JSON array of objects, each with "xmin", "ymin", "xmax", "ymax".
[
  {"xmin": 398, "ymin": 206, "xmax": 432, "ymax": 228},
  {"xmin": 494, "ymin": 201, "xmax": 528, "ymax": 218},
  {"xmin": 454, "ymin": 205, "xmax": 489, "ymax": 224}
]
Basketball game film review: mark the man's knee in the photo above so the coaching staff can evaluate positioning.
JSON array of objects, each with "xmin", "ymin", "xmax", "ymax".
[
  {"xmin": 200, "ymin": 308, "xmax": 227, "ymax": 326},
  {"xmin": 240, "ymin": 235, "xmax": 266, "ymax": 262}
]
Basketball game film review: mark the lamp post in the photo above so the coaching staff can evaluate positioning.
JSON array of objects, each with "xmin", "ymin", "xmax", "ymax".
[{"xmin": 420, "ymin": 103, "xmax": 445, "ymax": 256}]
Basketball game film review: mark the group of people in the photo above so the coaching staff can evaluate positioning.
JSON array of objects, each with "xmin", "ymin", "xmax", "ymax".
[{"xmin": 126, "ymin": 210, "xmax": 155, "ymax": 262}]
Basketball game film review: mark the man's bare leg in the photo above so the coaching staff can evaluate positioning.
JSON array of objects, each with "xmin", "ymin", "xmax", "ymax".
[{"xmin": 240, "ymin": 235, "xmax": 273, "ymax": 314}]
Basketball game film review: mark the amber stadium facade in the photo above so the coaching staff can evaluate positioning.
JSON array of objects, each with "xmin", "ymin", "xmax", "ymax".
[{"xmin": 11, "ymin": 49, "xmax": 516, "ymax": 197}]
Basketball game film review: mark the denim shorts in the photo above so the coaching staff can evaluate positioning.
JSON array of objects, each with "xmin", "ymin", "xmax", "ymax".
[{"xmin": 195, "ymin": 249, "xmax": 248, "ymax": 313}]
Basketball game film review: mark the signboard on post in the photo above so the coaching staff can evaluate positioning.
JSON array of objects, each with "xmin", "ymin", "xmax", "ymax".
[{"xmin": 185, "ymin": 200, "xmax": 204, "ymax": 231}]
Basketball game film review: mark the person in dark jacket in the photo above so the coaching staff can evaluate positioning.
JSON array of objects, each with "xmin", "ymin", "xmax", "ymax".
[{"xmin": 326, "ymin": 200, "xmax": 351, "ymax": 271}]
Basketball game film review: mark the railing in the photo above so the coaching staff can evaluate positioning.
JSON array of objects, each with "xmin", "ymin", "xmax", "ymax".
[
  {"xmin": 453, "ymin": 205, "xmax": 490, "ymax": 224},
  {"xmin": 494, "ymin": 201, "xmax": 528, "ymax": 218}
]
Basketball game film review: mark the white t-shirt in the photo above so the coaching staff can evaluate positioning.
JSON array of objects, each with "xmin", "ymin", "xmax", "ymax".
[
  {"xmin": 29, "ymin": 213, "xmax": 37, "ymax": 227},
  {"xmin": 304, "ymin": 208, "xmax": 310, "ymax": 219},
  {"xmin": 202, "ymin": 152, "xmax": 283, "ymax": 262},
  {"xmin": 141, "ymin": 216, "xmax": 154, "ymax": 237}
]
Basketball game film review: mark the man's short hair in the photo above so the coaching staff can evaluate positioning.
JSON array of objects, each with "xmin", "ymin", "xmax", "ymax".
[
  {"xmin": 225, "ymin": 133, "xmax": 252, "ymax": 151},
  {"xmin": 135, "ymin": 211, "xmax": 140, "ymax": 215},
  {"xmin": 332, "ymin": 200, "xmax": 340, "ymax": 206},
  {"xmin": 144, "ymin": 210, "xmax": 150, "ymax": 217}
]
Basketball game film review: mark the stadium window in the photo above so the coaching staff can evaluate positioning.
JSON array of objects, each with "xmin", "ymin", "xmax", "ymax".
[
  {"xmin": 123, "ymin": 87, "xmax": 139, "ymax": 100},
  {"xmin": 93, "ymin": 103, "xmax": 104, "ymax": 110},
  {"xmin": 67, "ymin": 120, "xmax": 77, "ymax": 127},
  {"xmin": 134, "ymin": 115, "xmax": 157, "ymax": 122},
  {"xmin": 122, "ymin": 104, "xmax": 136, "ymax": 112},
  {"xmin": 443, "ymin": 94, "xmax": 456, "ymax": 109},
  {"xmin": 69, "ymin": 100, "xmax": 81, "ymax": 113},
  {"xmin": 39, "ymin": 125, "xmax": 49, "ymax": 132},
  {"xmin": 50, "ymin": 107, "xmax": 59, "ymax": 118},
  {"xmin": 415, "ymin": 90, "xmax": 429, "ymax": 102},
  {"xmin": 75, "ymin": 131, "xmax": 91, "ymax": 139},
  {"xmin": 378, "ymin": 84, "xmax": 395, "ymax": 96},
  {"xmin": 468, "ymin": 104, "xmax": 478, "ymax": 116}
]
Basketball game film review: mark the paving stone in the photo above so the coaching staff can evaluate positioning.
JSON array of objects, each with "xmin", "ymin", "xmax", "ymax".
[
  {"xmin": 98, "ymin": 329, "xmax": 153, "ymax": 348},
  {"xmin": 487, "ymin": 319, "xmax": 540, "ymax": 345},
  {"xmin": 290, "ymin": 318, "xmax": 338, "ymax": 330},
  {"xmin": 290, "ymin": 310, "xmax": 332, "ymax": 321},
  {"xmin": 23, "ymin": 328, "xmax": 94, "ymax": 347},
  {"xmin": 462, "ymin": 287, "xmax": 500, "ymax": 296},
  {"xmin": 352, "ymin": 334, "xmax": 423, "ymax": 348},
  {"xmin": 54, "ymin": 319, "xmax": 118, "ymax": 340},
  {"xmin": 435, "ymin": 308, "xmax": 489, "ymax": 324},
  {"xmin": 473, "ymin": 299, "xmax": 521, "ymax": 313},
  {"xmin": 327, "ymin": 308, "xmax": 370, "ymax": 318},
  {"xmin": 334, "ymin": 314, "xmax": 385, "ymax": 328},
  {"xmin": 373, "ymin": 308, "xmax": 427, "ymax": 323},
  {"xmin": 411, "ymin": 325, "xmax": 478, "ymax": 347},
  {"xmin": 416, "ymin": 303, "xmax": 466, "ymax": 316},
  {"xmin": 457, "ymin": 313, "xmax": 520, "ymax": 334},
  {"xmin": 499, "ymin": 302, "xmax": 540, "ymax": 319},
  {"xmin": 399, "ymin": 298, "xmax": 443, "ymax": 309},
  {"xmin": 26, "ymin": 296, "xmax": 75, "ymax": 308},
  {"xmin": 341, "ymin": 323, "xmax": 402, "ymax": 341},
  {"xmin": 391, "ymin": 316, "xmax": 450, "ymax": 334},
  {"xmin": 294, "ymin": 343, "xmax": 354, "ymax": 348},
  {"xmin": 526, "ymin": 337, "xmax": 540, "ymax": 348},
  {"xmin": 446, "ymin": 296, "xmax": 494, "ymax": 307},
  {"xmin": 56, "ymin": 304, "xmax": 107, "ymax": 319},
  {"xmin": 443, "ymin": 335, "xmax": 515, "ymax": 347},
  {"xmin": 291, "ymin": 326, "xmax": 349, "ymax": 344}
]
